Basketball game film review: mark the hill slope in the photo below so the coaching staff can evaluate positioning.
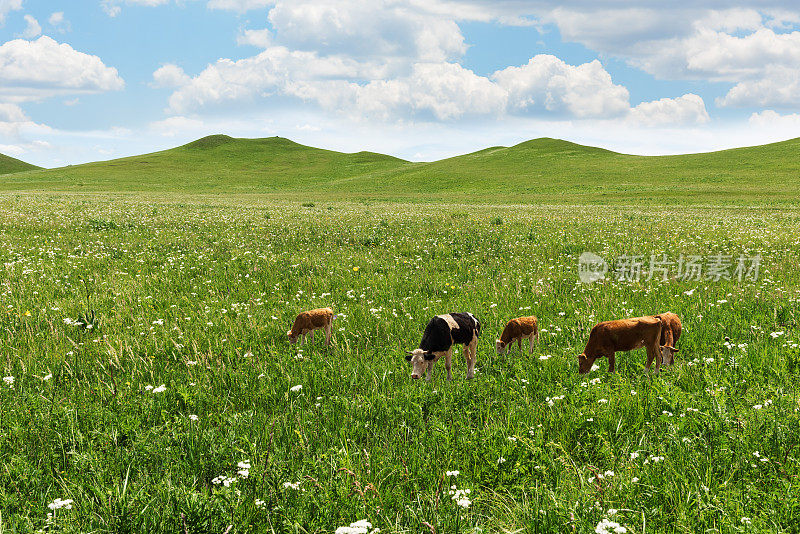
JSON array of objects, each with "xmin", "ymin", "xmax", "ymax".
[
  {"xmin": 0, "ymin": 152, "xmax": 40, "ymax": 174},
  {"xmin": 4, "ymin": 134, "xmax": 800, "ymax": 205},
  {"xmin": 0, "ymin": 135, "xmax": 409, "ymax": 193}
]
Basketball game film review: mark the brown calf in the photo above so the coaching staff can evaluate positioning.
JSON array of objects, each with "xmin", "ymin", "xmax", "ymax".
[
  {"xmin": 578, "ymin": 315, "xmax": 663, "ymax": 374},
  {"xmin": 496, "ymin": 316, "xmax": 539, "ymax": 355},
  {"xmin": 655, "ymin": 312, "xmax": 681, "ymax": 365},
  {"xmin": 287, "ymin": 307, "xmax": 334, "ymax": 346}
]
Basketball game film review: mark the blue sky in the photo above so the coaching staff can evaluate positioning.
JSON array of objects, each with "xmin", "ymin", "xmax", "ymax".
[{"xmin": 1, "ymin": 0, "xmax": 800, "ymax": 166}]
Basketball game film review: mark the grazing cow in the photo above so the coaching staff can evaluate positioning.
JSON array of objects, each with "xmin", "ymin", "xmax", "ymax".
[
  {"xmin": 405, "ymin": 313, "xmax": 481, "ymax": 381},
  {"xmin": 578, "ymin": 315, "xmax": 663, "ymax": 374},
  {"xmin": 287, "ymin": 307, "xmax": 334, "ymax": 346},
  {"xmin": 496, "ymin": 316, "xmax": 539, "ymax": 354},
  {"xmin": 655, "ymin": 312, "xmax": 681, "ymax": 366}
]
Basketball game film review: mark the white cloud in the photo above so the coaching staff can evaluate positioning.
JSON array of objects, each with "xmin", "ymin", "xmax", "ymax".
[
  {"xmin": 151, "ymin": 64, "xmax": 190, "ymax": 88},
  {"xmin": 48, "ymin": 12, "xmax": 71, "ymax": 33},
  {"xmin": 167, "ymin": 46, "xmax": 383, "ymax": 114},
  {"xmin": 749, "ymin": 109, "xmax": 797, "ymax": 125},
  {"xmin": 629, "ymin": 94, "xmax": 710, "ymax": 126},
  {"xmin": 237, "ymin": 28, "xmax": 272, "ymax": 48},
  {"xmin": 207, "ymin": 0, "xmax": 273, "ymax": 11},
  {"xmin": 492, "ymin": 55, "xmax": 630, "ymax": 119},
  {"xmin": 0, "ymin": 102, "xmax": 51, "ymax": 139},
  {"xmin": 0, "ymin": 36, "xmax": 124, "ymax": 101},
  {"xmin": 0, "ymin": 0, "xmax": 22, "ymax": 24},
  {"xmin": 149, "ymin": 115, "xmax": 206, "ymax": 136},
  {"xmin": 0, "ymin": 102, "xmax": 27, "ymax": 122},
  {"xmin": 266, "ymin": 0, "xmax": 466, "ymax": 62},
  {"xmin": 287, "ymin": 62, "xmax": 507, "ymax": 121},
  {"xmin": 18, "ymin": 15, "xmax": 41, "ymax": 38},
  {"xmin": 101, "ymin": 0, "xmax": 172, "ymax": 17},
  {"xmin": 719, "ymin": 66, "xmax": 800, "ymax": 107}
]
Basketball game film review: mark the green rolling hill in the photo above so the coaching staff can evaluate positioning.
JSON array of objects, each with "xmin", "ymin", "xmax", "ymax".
[
  {"xmin": 0, "ymin": 152, "xmax": 39, "ymax": 175},
  {"xmin": 3, "ymin": 134, "xmax": 800, "ymax": 205}
]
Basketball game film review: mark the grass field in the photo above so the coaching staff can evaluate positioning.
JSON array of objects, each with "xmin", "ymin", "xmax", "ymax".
[
  {"xmin": 2, "ymin": 193, "xmax": 800, "ymax": 533},
  {"xmin": 3, "ymin": 134, "xmax": 800, "ymax": 205}
]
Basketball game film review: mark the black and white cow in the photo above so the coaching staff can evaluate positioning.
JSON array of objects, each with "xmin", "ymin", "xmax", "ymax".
[{"xmin": 405, "ymin": 312, "xmax": 481, "ymax": 381}]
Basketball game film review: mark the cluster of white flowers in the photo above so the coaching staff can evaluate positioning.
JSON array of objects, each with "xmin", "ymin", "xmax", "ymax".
[
  {"xmin": 213, "ymin": 460, "xmax": 252, "ymax": 487},
  {"xmin": 283, "ymin": 481, "xmax": 302, "ymax": 490},
  {"xmin": 47, "ymin": 498, "xmax": 74, "ymax": 510},
  {"xmin": 741, "ymin": 517, "xmax": 752, "ymax": 525},
  {"xmin": 546, "ymin": 395, "xmax": 564, "ymax": 406},
  {"xmin": 446, "ymin": 470, "xmax": 460, "ymax": 477},
  {"xmin": 752, "ymin": 399, "xmax": 773, "ymax": 410},
  {"xmin": 539, "ymin": 354, "xmax": 551, "ymax": 361},
  {"xmin": 335, "ymin": 519, "xmax": 380, "ymax": 534},
  {"xmin": 212, "ymin": 475, "xmax": 237, "ymax": 487},
  {"xmin": 144, "ymin": 384, "xmax": 166, "ymax": 393},
  {"xmin": 290, "ymin": 384, "xmax": 302, "ymax": 392},
  {"xmin": 598, "ymin": 398, "xmax": 609, "ymax": 404},
  {"xmin": 255, "ymin": 499, "xmax": 266, "ymax": 509},
  {"xmin": 448, "ymin": 486, "xmax": 472, "ymax": 509},
  {"xmin": 723, "ymin": 339, "xmax": 748, "ymax": 352},
  {"xmin": 189, "ymin": 414, "xmax": 199, "ymax": 421},
  {"xmin": 596, "ymin": 518, "xmax": 627, "ymax": 534},
  {"xmin": 237, "ymin": 460, "xmax": 251, "ymax": 478},
  {"xmin": 770, "ymin": 331, "xmax": 784, "ymax": 338},
  {"xmin": 643, "ymin": 455, "xmax": 665, "ymax": 464},
  {"xmin": 2, "ymin": 376, "xmax": 13, "ymax": 388}
]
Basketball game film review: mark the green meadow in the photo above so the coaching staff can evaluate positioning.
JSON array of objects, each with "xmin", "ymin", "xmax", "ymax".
[{"xmin": 2, "ymin": 137, "xmax": 800, "ymax": 533}]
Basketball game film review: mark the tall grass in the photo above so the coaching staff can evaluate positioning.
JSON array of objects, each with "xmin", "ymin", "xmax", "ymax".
[{"xmin": 1, "ymin": 194, "xmax": 798, "ymax": 533}]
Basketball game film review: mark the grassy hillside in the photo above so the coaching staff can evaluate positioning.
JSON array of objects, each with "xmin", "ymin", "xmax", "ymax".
[
  {"xmin": 0, "ymin": 152, "xmax": 39, "ymax": 174},
  {"xmin": 4, "ymin": 134, "xmax": 800, "ymax": 204},
  {"xmin": 0, "ymin": 135, "xmax": 408, "ymax": 193}
]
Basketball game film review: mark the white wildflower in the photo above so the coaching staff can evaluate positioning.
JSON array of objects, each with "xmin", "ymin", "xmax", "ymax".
[
  {"xmin": 595, "ymin": 518, "xmax": 627, "ymax": 534},
  {"xmin": 290, "ymin": 384, "xmax": 302, "ymax": 392},
  {"xmin": 47, "ymin": 498, "xmax": 74, "ymax": 510}
]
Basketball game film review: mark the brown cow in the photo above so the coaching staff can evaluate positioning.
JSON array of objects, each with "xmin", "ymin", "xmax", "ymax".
[
  {"xmin": 578, "ymin": 315, "xmax": 663, "ymax": 374},
  {"xmin": 496, "ymin": 316, "xmax": 539, "ymax": 355},
  {"xmin": 655, "ymin": 312, "xmax": 681, "ymax": 365},
  {"xmin": 287, "ymin": 307, "xmax": 334, "ymax": 346}
]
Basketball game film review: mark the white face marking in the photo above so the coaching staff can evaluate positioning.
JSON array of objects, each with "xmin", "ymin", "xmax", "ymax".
[
  {"xmin": 408, "ymin": 348, "xmax": 428, "ymax": 379},
  {"xmin": 495, "ymin": 339, "xmax": 506, "ymax": 355}
]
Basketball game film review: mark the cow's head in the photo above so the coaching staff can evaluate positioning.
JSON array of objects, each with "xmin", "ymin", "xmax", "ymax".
[
  {"xmin": 405, "ymin": 348, "xmax": 435, "ymax": 379},
  {"xmin": 660, "ymin": 345, "xmax": 679, "ymax": 366},
  {"xmin": 287, "ymin": 329, "xmax": 299, "ymax": 344},
  {"xmin": 495, "ymin": 339, "xmax": 507, "ymax": 355},
  {"xmin": 578, "ymin": 353, "xmax": 598, "ymax": 374}
]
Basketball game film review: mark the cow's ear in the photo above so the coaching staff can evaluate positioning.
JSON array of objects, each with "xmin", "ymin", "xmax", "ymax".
[
  {"xmin": 423, "ymin": 352, "xmax": 436, "ymax": 361},
  {"xmin": 405, "ymin": 354, "xmax": 412, "ymax": 361}
]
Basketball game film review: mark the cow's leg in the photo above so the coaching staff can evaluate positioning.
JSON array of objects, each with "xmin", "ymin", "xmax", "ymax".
[
  {"xmin": 608, "ymin": 352, "xmax": 616, "ymax": 373},
  {"xmin": 445, "ymin": 348, "xmax": 453, "ymax": 381},
  {"xmin": 645, "ymin": 344, "xmax": 661, "ymax": 373},
  {"xmin": 300, "ymin": 333, "xmax": 306, "ymax": 346},
  {"xmin": 425, "ymin": 361, "xmax": 434, "ymax": 382},
  {"xmin": 324, "ymin": 322, "xmax": 332, "ymax": 346},
  {"xmin": 310, "ymin": 330, "xmax": 315, "ymax": 343},
  {"xmin": 528, "ymin": 334, "xmax": 535, "ymax": 354},
  {"xmin": 465, "ymin": 339, "xmax": 477, "ymax": 379},
  {"xmin": 517, "ymin": 337, "xmax": 522, "ymax": 351}
]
